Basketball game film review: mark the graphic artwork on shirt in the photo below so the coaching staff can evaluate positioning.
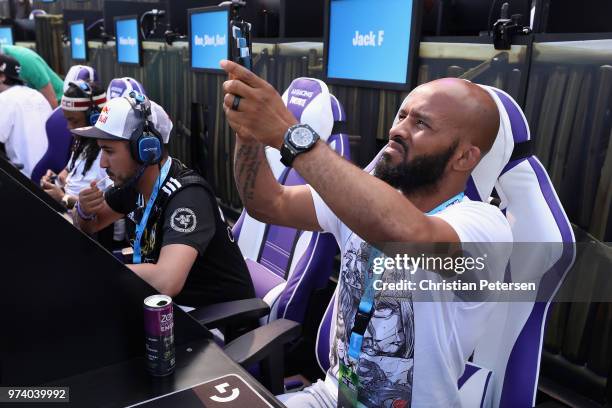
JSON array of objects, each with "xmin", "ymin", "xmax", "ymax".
[
  {"xmin": 170, "ymin": 207, "xmax": 197, "ymax": 233},
  {"xmin": 332, "ymin": 238, "xmax": 414, "ymax": 408},
  {"xmin": 128, "ymin": 208, "xmax": 160, "ymax": 263}
]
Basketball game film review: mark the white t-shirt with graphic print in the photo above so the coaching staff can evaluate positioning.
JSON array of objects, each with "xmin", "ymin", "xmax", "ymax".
[
  {"xmin": 310, "ymin": 187, "xmax": 512, "ymax": 408},
  {"xmin": 64, "ymin": 150, "xmax": 110, "ymax": 197}
]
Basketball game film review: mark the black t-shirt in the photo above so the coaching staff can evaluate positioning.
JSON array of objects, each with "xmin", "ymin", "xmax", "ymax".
[{"xmin": 105, "ymin": 159, "xmax": 254, "ymax": 307}]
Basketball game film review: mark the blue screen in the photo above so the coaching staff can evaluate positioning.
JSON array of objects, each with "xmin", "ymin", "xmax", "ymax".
[
  {"xmin": 327, "ymin": 0, "xmax": 413, "ymax": 84},
  {"xmin": 70, "ymin": 23, "xmax": 86, "ymax": 60},
  {"xmin": 116, "ymin": 19, "xmax": 140, "ymax": 64},
  {"xmin": 190, "ymin": 9, "xmax": 229, "ymax": 70},
  {"xmin": 0, "ymin": 27, "xmax": 13, "ymax": 46}
]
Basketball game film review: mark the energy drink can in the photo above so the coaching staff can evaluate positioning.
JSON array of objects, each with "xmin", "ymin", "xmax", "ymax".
[{"xmin": 144, "ymin": 294, "xmax": 175, "ymax": 376}]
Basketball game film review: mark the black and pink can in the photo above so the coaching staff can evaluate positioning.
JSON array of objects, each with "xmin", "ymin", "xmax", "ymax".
[{"xmin": 144, "ymin": 294, "xmax": 175, "ymax": 376}]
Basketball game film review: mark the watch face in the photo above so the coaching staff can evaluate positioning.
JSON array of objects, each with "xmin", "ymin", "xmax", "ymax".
[{"xmin": 290, "ymin": 126, "xmax": 314, "ymax": 148}]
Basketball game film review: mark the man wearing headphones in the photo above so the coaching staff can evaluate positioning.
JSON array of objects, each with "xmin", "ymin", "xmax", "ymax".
[{"xmin": 72, "ymin": 94, "xmax": 255, "ymax": 307}]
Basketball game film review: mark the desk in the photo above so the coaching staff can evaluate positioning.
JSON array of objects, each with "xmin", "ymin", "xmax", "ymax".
[
  {"xmin": 0, "ymin": 162, "xmax": 284, "ymax": 408},
  {"xmin": 46, "ymin": 339, "xmax": 284, "ymax": 408}
]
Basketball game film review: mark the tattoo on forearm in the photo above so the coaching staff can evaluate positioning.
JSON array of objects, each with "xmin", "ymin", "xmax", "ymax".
[{"xmin": 235, "ymin": 143, "xmax": 263, "ymax": 202}]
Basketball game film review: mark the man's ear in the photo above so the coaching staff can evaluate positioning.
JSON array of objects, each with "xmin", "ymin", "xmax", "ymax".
[{"xmin": 453, "ymin": 145, "xmax": 481, "ymax": 172}]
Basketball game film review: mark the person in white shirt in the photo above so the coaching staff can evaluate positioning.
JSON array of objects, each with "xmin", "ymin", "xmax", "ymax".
[
  {"xmin": 220, "ymin": 60, "xmax": 513, "ymax": 407},
  {"xmin": 40, "ymin": 80, "xmax": 109, "ymax": 209},
  {"xmin": 0, "ymin": 54, "xmax": 50, "ymax": 178}
]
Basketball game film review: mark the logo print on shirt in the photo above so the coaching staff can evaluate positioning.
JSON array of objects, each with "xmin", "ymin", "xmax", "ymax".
[{"xmin": 170, "ymin": 207, "xmax": 197, "ymax": 233}]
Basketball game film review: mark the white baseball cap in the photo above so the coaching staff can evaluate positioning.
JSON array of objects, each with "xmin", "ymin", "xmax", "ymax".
[{"xmin": 71, "ymin": 95, "xmax": 173, "ymax": 144}]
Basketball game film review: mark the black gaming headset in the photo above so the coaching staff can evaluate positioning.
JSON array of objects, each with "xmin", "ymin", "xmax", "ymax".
[
  {"xmin": 70, "ymin": 80, "xmax": 101, "ymax": 126},
  {"xmin": 125, "ymin": 91, "xmax": 163, "ymax": 165}
]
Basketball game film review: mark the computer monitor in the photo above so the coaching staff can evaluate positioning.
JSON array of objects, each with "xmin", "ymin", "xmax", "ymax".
[
  {"xmin": 0, "ymin": 24, "xmax": 12, "ymax": 45},
  {"xmin": 115, "ymin": 15, "xmax": 141, "ymax": 66},
  {"xmin": 63, "ymin": 9, "xmax": 104, "ymax": 40},
  {"xmin": 69, "ymin": 20, "xmax": 88, "ymax": 61},
  {"xmin": 324, "ymin": 0, "xmax": 422, "ymax": 90},
  {"xmin": 189, "ymin": 6, "xmax": 230, "ymax": 73}
]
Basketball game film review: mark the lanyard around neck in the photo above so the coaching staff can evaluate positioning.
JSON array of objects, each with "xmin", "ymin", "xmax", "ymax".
[
  {"xmin": 132, "ymin": 158, "xmax": 172, "ymax": 264},
  {"xmin": 347, "ymin": 192, "xmax": 465, "ymax": 360},
  {"xmin": 427, "ymin": 192, "xmax": 465, "ymax": 215}
]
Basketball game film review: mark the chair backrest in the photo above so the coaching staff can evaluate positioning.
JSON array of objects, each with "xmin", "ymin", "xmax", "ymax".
[
  {"xmin": 31, "ymin": 66, "xmax": 100, "ymax": 184},
  {"xmin": 63, "ymin": 65, "xmax": 99, "ymax": 93},
  {"xmin": 233, "ymin": 77, "xmax": 350, "ymax": 324},
  {"xmin": 30, "ymin": 107, "xmax": 73, "ymax": 184},
  {"xmin": 28, "ymin": 9, "xmax": 46, "ymax": 19},
  {"xmin": 106, "ymin": 77, "xmax": 146, "ymax": 100},
  {"xmin": 469, "ymin": 87, "xmax": 576, "ymax": 408},
  {"xmin": 315, "ymin": 85, "xmax": 575, "ymax": 408}
]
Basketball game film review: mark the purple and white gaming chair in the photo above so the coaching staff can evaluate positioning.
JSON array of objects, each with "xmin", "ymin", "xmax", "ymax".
[
  {"xmin": 30, "ymin": 66, "xmax": 100, "ymax": 184},
  {"xmin": 232, "ymin": 77, "xmax": 350, "ymax": 324},
  {"xmin": 460, "ymin": 87, "xmax": 576, "ymax": 408},
  {"xmin": 106, "ymin": 77, "xmax": 146, "ymax": 99},
  {"xmin": 63, "ymin": 65, "xmax": 100, "ymax": 92},
  {"xmin": 315, "ymin": 85, "xmax": 575, "ymax": 408}
]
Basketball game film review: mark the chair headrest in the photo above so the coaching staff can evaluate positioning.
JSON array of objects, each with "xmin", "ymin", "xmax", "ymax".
[
  {"xmin": 281, "ymin": 77, "xmax": 334, "ymax": 142},
  {"xmin": 468, "ymin": 85, "xmax": 520, "ymax": 201},
  {"xmin": 29, "ymin": 9, "xmax": 46, "ymax": 19},
  {"xmin": 106, "ymin": 77, "xmax": 146, "ymax": 100},
  {"xmin": 63, "ymin": 65, "xmax": 98, "ymax": 93}
]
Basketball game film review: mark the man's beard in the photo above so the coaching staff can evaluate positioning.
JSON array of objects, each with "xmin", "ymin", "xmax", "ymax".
[
  {"xmin": 107, "ymin": 167, "xmax": 142, "ymax": 188},
  {"xmin": 106, "ymin": 170, "xmax": 128, "ymax": 187},
  {"xmin": 374, "ymin": 138, "xmax": 459, "ymax": 196}
]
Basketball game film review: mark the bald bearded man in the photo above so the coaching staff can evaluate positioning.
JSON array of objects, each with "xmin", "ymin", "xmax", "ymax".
[{"xmin": 221, "ymin": 60, "xmax": 512, "ymax": 407}]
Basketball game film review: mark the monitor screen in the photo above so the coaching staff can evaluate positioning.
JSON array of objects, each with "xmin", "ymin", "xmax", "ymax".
[
  {"xmin": 325, "ymin": 0, "xmax": 420, "ymax": 89},
  {"xmin": 189, "ymin": 6, "xmax": 229, "ymax": 72},
  {"xmin": 115, "ymin": 16, "xmax": 140, "ymax": 65},
  {"xmin": 70, "ymin": 21, "xmax": 87, "ymax": 61},
  {"xmin": 0, "ymin": 25, "xmax": 13, "ymax": 46},
  {"xmin": 63, "ymin": 9, "xmax": 104, "ymax": 40}
]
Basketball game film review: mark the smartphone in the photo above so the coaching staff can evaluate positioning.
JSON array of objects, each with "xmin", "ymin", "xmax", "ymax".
[{"xmin": 230, "ymin": 18, "xmax": 252, "ymax": 70}]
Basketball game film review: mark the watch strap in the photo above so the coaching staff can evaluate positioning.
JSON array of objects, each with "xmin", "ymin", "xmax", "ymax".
[{"xmin": 280, "ymin": 142, "xmax": 295, "ymax": 167}]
